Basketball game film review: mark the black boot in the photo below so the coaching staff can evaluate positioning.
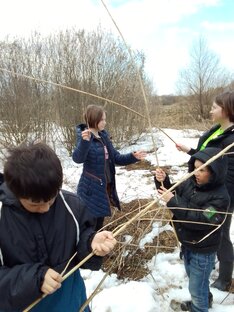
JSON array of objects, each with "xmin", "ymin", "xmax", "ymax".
[
  {"xmin": 180, "ymin": 301, "xmax": 192, "ymax": 311},
  {"xmin": 180, "ymin": 294, "xmax": 213, "ymax": 311},
  {"xmin": 211, "ymin": 261, "xmax": 233, "ymax": 291}
]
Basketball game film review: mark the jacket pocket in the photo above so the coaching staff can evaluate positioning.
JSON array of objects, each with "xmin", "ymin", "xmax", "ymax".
[{"xmin": 84, "ymin": 171, "xmax": 103, "ymax": 186}]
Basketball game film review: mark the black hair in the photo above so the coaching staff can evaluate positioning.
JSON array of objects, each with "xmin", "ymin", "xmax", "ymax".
[{"xmin": 4, "ymin": 142, "xmax": 63, "ymax": 201}]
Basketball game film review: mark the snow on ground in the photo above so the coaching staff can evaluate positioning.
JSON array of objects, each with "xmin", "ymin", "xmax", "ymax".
[
  {"xmin": 60, "ymin": 127, "xmax": 234, "ymax": 312},
  {"xmin": 0, "ymin": 127, "xmax": 232, "ymax": 311}
]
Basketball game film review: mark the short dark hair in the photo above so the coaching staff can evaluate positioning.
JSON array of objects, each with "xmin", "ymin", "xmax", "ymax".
[
  {"xmin": 84, "ymin": 105, "xmax": 105, "ymax": 128},
  {"xmin": 4, "ymin": 142, "xmax": 63, "ymax": 201},
  {"xmin": 215, "ymin": 91, "xmax": 234, "ymax": 122}
]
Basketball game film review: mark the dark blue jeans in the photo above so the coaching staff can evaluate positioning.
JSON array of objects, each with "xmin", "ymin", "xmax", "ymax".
[{"xmin": 183, "ymin": 247, "xmax": 215, "ymax": 312}]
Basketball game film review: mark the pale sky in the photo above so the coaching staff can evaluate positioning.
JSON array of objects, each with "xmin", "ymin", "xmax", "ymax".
[{"xmin": 0, "ymin": 0, "xmax": 234, "ymax": 95}]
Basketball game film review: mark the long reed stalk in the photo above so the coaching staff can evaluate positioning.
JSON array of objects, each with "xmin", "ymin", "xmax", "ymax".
[{"xmin": 24, "ymin": 142, "xmax": 234, "ymax": 311}]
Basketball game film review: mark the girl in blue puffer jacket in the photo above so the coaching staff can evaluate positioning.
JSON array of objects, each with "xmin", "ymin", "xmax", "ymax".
[{"xmin": 72, "ymin": 104, "xmax": 147, "ymax": 230}]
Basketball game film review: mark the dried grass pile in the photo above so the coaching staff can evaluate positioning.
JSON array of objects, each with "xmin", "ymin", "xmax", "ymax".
[{"xmin": 102, "ymin": 199, "xmax": 178, "ymax": 281}]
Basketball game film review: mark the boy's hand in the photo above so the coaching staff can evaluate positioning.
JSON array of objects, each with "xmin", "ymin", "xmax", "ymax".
[
  {"xmin": 41, "ymin": 268, "xmax": 62, "ymax": 295},
  {"xmin": 157, "ymin": 186, "xmax": 174, "ymax": 203},
  {"xmin": 153, "ymin": 168, "xmax": 166, "ymax": 182},
  {"xmin": 91, "ymin": 231, "xmax": 117, "ymax": 256}
]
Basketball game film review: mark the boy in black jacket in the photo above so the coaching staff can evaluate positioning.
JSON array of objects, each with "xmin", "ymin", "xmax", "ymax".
[
  {"xmin": 154, "ymin": 147, "xmax": 230, "ymax": 312},
  {"xmin": 0, "ymin": 142, "xmax": 116, "ymax": 312}
]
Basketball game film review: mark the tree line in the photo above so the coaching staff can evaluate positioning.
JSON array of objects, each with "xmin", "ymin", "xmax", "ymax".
[
  {"xmin": 0, "ymin": 29, "xmax": 233, "ymax": 157},
  {"xmin": 0, "ymin": 27, "xmax": 152, "ymax": 155}
]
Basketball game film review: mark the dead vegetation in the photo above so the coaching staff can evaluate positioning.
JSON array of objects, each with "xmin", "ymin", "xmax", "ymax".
[
  {"xmin": 102, "ymin": 198, "xmax": 178, "ymax": 281},
  {"xmin": 152, "ymin": 101, "xmax": 212, "ymax": 131},
  {"xmin": 123, "ymin": 159, "xmax": 171, "ymax": 176},
  {"xmin": 99, "ymin": 158, "xmax": 178, "ymax": 281}
]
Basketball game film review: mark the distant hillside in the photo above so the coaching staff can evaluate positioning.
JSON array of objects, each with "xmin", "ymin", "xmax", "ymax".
[{"xmin": 151, "ymin": 100, "xmax": 212, "ymax": 131}]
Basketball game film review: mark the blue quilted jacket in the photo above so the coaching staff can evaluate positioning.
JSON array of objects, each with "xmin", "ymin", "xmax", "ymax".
[{"xmin": 72, "ymin": 124, "xmax": 138, "ymax": 217}]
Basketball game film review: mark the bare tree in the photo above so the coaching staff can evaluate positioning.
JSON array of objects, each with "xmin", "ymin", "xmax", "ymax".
[
  {"xmin": 177, "ymin": 36, "xmax": 232, "ymax": 120},
  {"xmin": 0, "ymin": 28, "xmax": 153, "ymax": 155},
  {"xmin": 45, "ymin": 28, "xmax": 150, "ymax": 153},
  {"xmin": 0, "ymin": 35, "xmax": 54, "ymax": 154}
]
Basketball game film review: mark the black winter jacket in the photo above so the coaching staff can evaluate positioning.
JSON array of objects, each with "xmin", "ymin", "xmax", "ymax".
[
  {"xmin": 188, "ymin": 124, "xmax": 234, "ymax": 211},
  {"xmin": 0, "ymin": 184, "xmax": 101, "ymax": 311},
  {"xmin": 155, "ymin": 147, "xmax": 230, "ymax": 254}
]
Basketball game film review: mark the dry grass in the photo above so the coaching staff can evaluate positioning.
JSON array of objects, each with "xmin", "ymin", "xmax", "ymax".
[
  {"xmin": 102, "ymin": 199, "xmax": 178, "ymax": 280},
  {"xmin": 100, "ymin": 157, "xmax": 178, "ymax": 281},
  {"xmin": 124, "ymin": 159, "xmax": 156, "ymax": 171},
  {"xmin": 152, "ymin": 102, "xmax": 212, "ymax": 131},
  {"xmin": 100, "ymin": 108, "xmax": 208, "ymax": 281},
  {"xmin": 124, "ymin": 160, "xmax": 171, "ymax": 176}
]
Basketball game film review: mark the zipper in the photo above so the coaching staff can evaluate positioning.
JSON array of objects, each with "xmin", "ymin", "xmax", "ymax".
[
  {"xmin": 96, "ymin": 137, "xmax": 108, "ymax": 184},
  {"xmin": 97, "ymin": 136, "xmax": 112, "ymax": 214},
  {"xmin": 84, "ymin": 171, "xmax": 103, "ymax": 185}
]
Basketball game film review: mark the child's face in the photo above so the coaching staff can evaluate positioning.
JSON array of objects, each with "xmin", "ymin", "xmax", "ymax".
[
  {"xmin": 97, "ymin": 112, "xmax": 106, "ymax": 131},
  {"xmin": 194, "ymin": 160, "xmax": 211, "ymax": 185},
  {"xmin": 19, "ymin": 197, "xmax": 56, "ymax": 213}
]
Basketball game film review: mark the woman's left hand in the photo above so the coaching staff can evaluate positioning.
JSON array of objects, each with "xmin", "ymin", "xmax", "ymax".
[{"xmin": 133, "ymin": 150, "xmax": 147, "ymax": 160}]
